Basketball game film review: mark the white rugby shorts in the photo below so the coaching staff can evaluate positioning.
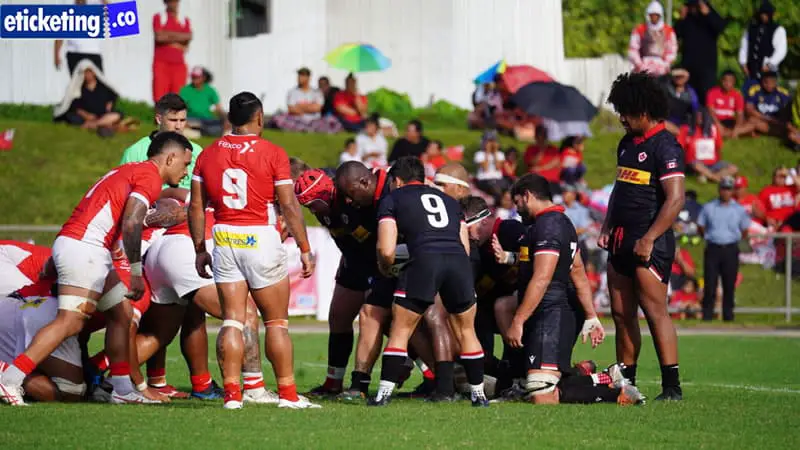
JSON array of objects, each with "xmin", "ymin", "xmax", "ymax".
[
  {"xmin": 146, "ymin": 235, "xmax": 215, "ymax": 306},
  {"xmin": 0, "ymin": 295, "xmax": 81, "ymax": 368},
  {"xmin": 52, "ymin": 236, "xmax": 112, "ymax": 296},
  {"xmin": 211, "ymin": 224, "xmax": 287, "ymax": 290}
]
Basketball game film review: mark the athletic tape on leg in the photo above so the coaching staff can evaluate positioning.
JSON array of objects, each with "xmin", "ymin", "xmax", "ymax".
[
  {"xmin": 264, "ymin": 319, "xmax": 289, "ymax": 329},
  {"xmin": 58, "ymin": 295, "xmax": 96, "ymax": 316},
  {"xmin": 221, "ymin": 320, "xmax": 244, "ymax": 331},
  {"xmin": 97, "ymin": 282, "xmax": 128, "ymax": 312},
  {"xmin": 132, "ymin": 308, "xmax": 142, "ymax": 327},
  {"xmin": 52, "ymin": 377, "xmax": 87, "ymax": 396},
  {"xmin": 525, "ymin": 372, "xmax": 560, "ymax": 396}
]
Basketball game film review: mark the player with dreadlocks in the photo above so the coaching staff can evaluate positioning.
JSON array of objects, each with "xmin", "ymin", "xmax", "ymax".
[{"xmin": 600, "ymin": 72, "xmax": 685, "ymax": 401}]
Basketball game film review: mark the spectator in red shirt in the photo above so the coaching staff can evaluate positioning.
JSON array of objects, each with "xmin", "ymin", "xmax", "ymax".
[
  {"xmin": 706, "ymin": 70, "xmax": 754, "ymax": 139},
  {"xmin": 678, "ymin": 109, "xmax": 737, "ymax": 183},
  {"xmin": 501, "ymin": 147, "xmax": 518, "ymax": 181},
  {"xmin": 422, "ymin": 140, "xmax": 447, "ymax": 179},
  {"xmin": 524, "ymin": 125, "xmax": 561, "ymax": 183},
  {"xmin": 152, "ymin": 0, "xmax": 192, "ymax": 103},
  {"xmin": 733, "ymin": 175, "xmax": 766, "ymax": 223},
  {"xmin": 333, "ymin": 74, "xmax": 369, "ymax": 132},
  {"xmin": 559, "ymin": 136, "xmax": 587, "ymax": 185},
  {"xmin": 758, "ymin": 166, "xmax": 799, "ymax": 228}
]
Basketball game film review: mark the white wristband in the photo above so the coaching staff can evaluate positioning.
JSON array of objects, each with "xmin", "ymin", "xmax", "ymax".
[
  {"xmin": 130, "ymin": 262, "xmax": 143, "ymax": 277},
  {"xmin": 136, "ymin": 382, "xmax": 148, "ymax": 392},
  {"xmin": 501, "ymin": 252, "xmax": 518, "ymax": 265}
]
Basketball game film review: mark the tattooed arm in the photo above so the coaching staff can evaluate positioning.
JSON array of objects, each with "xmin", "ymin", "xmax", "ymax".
[
  {"xmin": 121, "ymin": 196, "xmax": 149, "ymax": 299},
  {"xmin": 144, "ymin": 198, "xmax": 188, "ymax": 228}
]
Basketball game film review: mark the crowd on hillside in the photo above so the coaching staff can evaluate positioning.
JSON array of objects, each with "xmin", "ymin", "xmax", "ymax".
[{"xmin": 44, "ymin": 0, "xmax": 800, "ymax": 313}]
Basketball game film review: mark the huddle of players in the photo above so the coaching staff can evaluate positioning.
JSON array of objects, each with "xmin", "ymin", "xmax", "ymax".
[
  {"xmin": 0, "ymin": 92, "xmax": 320, "ymax": 409},
  {"xmin": 294, "ymin": 156, "xmax": 646, "ymax": 406}
]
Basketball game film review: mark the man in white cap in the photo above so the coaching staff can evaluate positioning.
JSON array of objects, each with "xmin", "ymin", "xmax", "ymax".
[{"xmin": 628, "ymin": 1, "xmax": 678, "ymax": 77}]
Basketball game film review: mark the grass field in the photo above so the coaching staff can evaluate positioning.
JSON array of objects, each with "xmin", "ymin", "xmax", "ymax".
[{"xmin": 0, "ymin": 332, "xmax": 798, "ymax": 449}]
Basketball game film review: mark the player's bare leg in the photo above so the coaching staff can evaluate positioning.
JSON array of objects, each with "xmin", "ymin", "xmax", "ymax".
[
  {"xmin": 193, "ymin": 285, "xmax": 273, "ymax": 403},
  {"xmin": 309, "ymin": 285, "xmax": 363, "ymax": 397},
  {"xmin": 216, "ymin": 280, "xmax": 249, "ymax": 409},
  {"xmin": 369, "ymin": 303, "xmax": 425, "ymax": 406},
  {"xmin": 25, "ymin": 356, "xmax": 86, "ymax": 402},
  {"xmin": 425, "ymin": 298, "xmax": 461, "ymax": 400},
  {"xmin": 338, "ymin": 303, "xmax": 390, "ymax": 401},
  {"xmin": 251, "ymin": 276, "xmax": 319, "ymax": 409},
  {"xmin": 635, "ymin": 267, "xmax": 682, "ymax": 400},
  {"xmin": 448, "ymin": 304, "xmax": 489, "ymax": 406},
  {"xmin": 607, "ymin": 264, "xmax": 641, "ymax": 385},
  {"xmin": 2, "ymin": 277, "xmax": 105, "ymax": 405}
]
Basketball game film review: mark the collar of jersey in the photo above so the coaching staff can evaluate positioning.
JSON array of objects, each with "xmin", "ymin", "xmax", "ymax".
[
  {"xmin": 535, "ymin": 205, "xmax": 565, "ymax": 217},
  {"xmin": 372, "ymin": 169, "xmax": 389, "ymax": 206},
  {"xmin": 633, "ymin": 122, "xmax": 666, "ymax": 145}
]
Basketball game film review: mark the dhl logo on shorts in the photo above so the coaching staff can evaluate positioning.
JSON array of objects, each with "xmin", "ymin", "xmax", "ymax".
[
  {"xmin": 616, "ymin": 166, "xmax": 651, "ymax": 185},
  {"xmin": 213, "ymin": 231, "xmax": 258, "ymax": 249},
  {"xmin": 351, "ymin": 226, "xmax": 371, "ymax": 243},
  {"xmin": 519, "ymin": 246, "xmax": 530, "ymax": 262}
]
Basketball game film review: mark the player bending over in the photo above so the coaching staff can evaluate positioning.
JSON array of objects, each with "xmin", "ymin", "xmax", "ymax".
[
  {"xmin": 369, "ymin": 157, "xmax": 488, "ymax": 407},
  {"xmin": 507, "ymin": 174, "xmax": 645, "ymax": 405},
  {"xmin": 0, "ymin": 132, "xmax": 191, "ymax": 406},
  {"xmin": 190, "ymin": 91, "xmax": 317, "ymax": 410}
]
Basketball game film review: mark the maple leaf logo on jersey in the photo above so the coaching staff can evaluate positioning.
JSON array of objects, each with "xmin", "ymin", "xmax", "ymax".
[
  {"xmin": 667, "ymin": 160, "xmax": 677, "ymax": 169},
  {"xmin": 638, "ymin": 152, "xmax": 647, "ymax": 163}
]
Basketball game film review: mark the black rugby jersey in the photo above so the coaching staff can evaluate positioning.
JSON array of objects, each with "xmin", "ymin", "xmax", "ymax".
[
  {"xmin": 517, "ymin": 206, "xmax": 578, "ymax": 308},
  {"xmin": 377, "ymin": 183, "xmax": 465, "ymax": 256},
  {"xmin": 608, "ymin": 123, "xmax": 685, "ymax": 229},
  {"xmin": 475, "ymin": 218, "xmax": 526, "ymax": 298}
]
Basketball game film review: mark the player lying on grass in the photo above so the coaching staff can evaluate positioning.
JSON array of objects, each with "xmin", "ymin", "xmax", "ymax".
[
  {"xmin": 369, "ymin": 157, "xmax": 489, "ymax": 407},
  {"xmin": 497, "ymin": 174, "xmax": 645, "ymax": 405},
  {"xmin": 0, "ymin": 132, "xmax": 192, "ymax": 406}
]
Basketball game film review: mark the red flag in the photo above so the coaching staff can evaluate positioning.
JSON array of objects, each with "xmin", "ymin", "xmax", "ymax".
[{"xmin": 0, "ymin": 129, "xmax": 14, "ymax": 151}]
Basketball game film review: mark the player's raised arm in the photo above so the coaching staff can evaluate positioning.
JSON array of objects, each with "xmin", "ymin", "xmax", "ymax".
[{"xmin": 569, "ymin": 251, "xmax": 605, "ymax": 347}]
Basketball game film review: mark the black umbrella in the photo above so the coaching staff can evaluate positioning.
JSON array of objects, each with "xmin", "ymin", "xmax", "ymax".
[{"xmin": 511, "ymin": 82, "xmax": 598, "ymax": 122}]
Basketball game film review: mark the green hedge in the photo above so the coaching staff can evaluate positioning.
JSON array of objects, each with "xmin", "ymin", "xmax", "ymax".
[
  {"xmin": 0, "ymin": 99, "xmax": 155, "ymax": 124},
  {"xmin": 564, "ymin": 0, "xmax": 800, "ymax": 79}
]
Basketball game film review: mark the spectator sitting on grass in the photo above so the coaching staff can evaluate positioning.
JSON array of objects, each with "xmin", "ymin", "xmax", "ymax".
[
  {"xmin": 745, "ymin": 71, "xmax": 791, "ymax": 137},
  {"xmin": 334, "ymin": 73, "xmax": 369, "ymax": 132},
  {"xmin": 706, "ymin": 70, "xmax": 754, "ymax": 139},
  {"xmin": 758, "ymin": 166, "xmax": 798, "ymax": 229},
  {"xmin": 53, "ymin": 60, "xmax": 125, "ymax": 138},
  {"xmin": 339, "ymin": 138, "xmax": 361, "ymax": 166},
  {"xmin": 679, "ymin": 108, "xmax": 738, "ymax": 183},
  {"xmin": 524, "ymin": 125, "xmax": 561, "ymax": 184},
  {"xmin": 422, "ymin": 140, "xmax": 447, "ymax": 179},
  {"xmin": 318, "ymin": 76, "xmax": 340, "ymax": 117},
  {"xmin": 733, "ymin": 175, "xmax": 766, "ymax": 223},
  {"xmin": 559, "ymin": 136, "xmax": 587, "ymax": 185},
  {"xmin": 179, "ymin": 66, "xmax": 228, "ymax": 137},
  {"xmin": 356, "ymin": 115, "xmax": 388, "ymax": 168},
  {"xmin": 473, "ymin": 130, "xmax": 509, "ymax": 200},
  {"xmin": 495, "ymin": 190, "xmax": 520, "ymax": 221},
  {"xmin": 274, "ymin": 67, "xmax": 343, "ymax": 134},
  {"xmin": 468, "ymin": 81, "xmax": 504, "ymax": 130},
  {"xmin": 665, "ymin": 67, "xmax": 700, "ymax": 135},
  {"xmin": 670, "ymin": 245, "xmax": 697, "ymax": 297},
  {"xmin": 669, "ymin": 278, "xmax": 701, "ymax": 319},
  {"xmin": 501, "ymin": 147, "xmax": 518, "ymax": 182},
  {"xmin": 389, "ymin": 119, "xmax": 430, "ymax": 162}
]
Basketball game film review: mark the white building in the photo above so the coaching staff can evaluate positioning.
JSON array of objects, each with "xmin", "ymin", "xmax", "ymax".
[{"xmin": 0, "ymin": 0, "xmax": 626, "ymax": 112}]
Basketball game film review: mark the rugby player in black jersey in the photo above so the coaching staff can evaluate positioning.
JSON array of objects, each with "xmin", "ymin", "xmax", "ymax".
[
  {"xmin": 602, "ymin": 73, "xmax": 685, "ymax": 401},
  {"xmin": 369, "ymin": 157, "xmax": 488, "ymax": 407}
]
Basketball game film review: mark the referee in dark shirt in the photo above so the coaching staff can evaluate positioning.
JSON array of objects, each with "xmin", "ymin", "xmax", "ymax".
[{"xmin": 697, "ymin": 176, "xmax": 751, "ymax": 321}]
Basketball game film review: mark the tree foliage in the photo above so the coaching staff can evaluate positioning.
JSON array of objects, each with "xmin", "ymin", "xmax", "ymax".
[{"xmin": 564, "ymin": 0, "xmax": 800, "ymax": 79}]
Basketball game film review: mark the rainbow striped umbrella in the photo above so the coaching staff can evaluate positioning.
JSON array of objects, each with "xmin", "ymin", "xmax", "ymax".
[
  {"xmin": 474, "ymin": 60, "xmax": 507, "ymax": 84},
  {"xmin": 324, "ymin": 43, "xmax": 391, "ymax": 73}
]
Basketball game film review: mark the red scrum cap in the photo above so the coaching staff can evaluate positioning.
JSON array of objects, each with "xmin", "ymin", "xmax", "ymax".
[{"xmin": 294, "ymin": 169, "xmax": 334, "ymax": 206}]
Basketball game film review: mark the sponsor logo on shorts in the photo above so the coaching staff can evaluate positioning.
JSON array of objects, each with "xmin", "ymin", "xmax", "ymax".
[
  {"xmin": 616, "ymin": 166, "xmax": 651, "ymax": 185},
  {"xmin": 519, "ymin": 246, "xmax": 530, "ymax": 262},
  {"xmin": 19, "ymin": 297, "xmax": 47, "ymax": 310},
  {"xmin": 351, "ymin": 225, "xmax": 371, "ymax": 242},
  {"xmin": 213, "ymin": 231, "xmax": 258, "ymax": 249}
]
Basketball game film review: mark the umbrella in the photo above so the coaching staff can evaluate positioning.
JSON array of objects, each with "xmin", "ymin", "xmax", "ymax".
[
  {"xmin": 511, "ymin": 82, "xmax": 598, "ymax": 122},
  {"xmin": 540, "ymin": 118, "xmax": 592, "ymax": 142},
  {"xmin": 325, "ymin": 43, "xmax": 391, "ymax": 73},
  {"xmin": 473, "ymin": 60, "xmax": 506, "ymax": 84},
  {"xmin": 500, "ymin": 65, "xmax": 554, "ymax": 94}
]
